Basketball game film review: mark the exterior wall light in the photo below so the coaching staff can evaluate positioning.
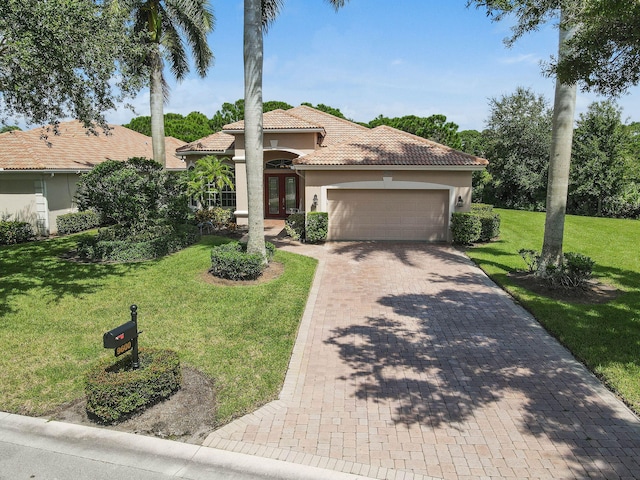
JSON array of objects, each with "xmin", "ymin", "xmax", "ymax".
[
  {"xmin": 456, "ymin": 195, "xmax": 464, "ymax": 208},
  {"xmin": 312, "ymin": 194, "xmax": 319, "ymax": 209}
]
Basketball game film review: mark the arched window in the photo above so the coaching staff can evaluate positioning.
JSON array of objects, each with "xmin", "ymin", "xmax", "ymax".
[{"xmin": 265, "ymin": 159, "xmax": 293, "ymax": 169}]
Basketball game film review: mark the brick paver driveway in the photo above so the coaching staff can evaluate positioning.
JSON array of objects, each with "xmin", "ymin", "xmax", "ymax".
[{"xmin": 205, "ymin": 241, "xmax": 640, "ymax": 479}]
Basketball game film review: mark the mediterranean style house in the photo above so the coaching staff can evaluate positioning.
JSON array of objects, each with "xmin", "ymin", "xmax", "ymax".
[
  {"xmin": 0, "ymin": 123, "xmax": 185, "ymax": 235},
  {"xmin": 177, "ymin": 105, "xmax": 488, "ymax": 242}
]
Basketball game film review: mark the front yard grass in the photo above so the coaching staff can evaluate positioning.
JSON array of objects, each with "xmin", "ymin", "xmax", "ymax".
[
  {"xmin": 467, "ymin": 209, "xmax": 640, "ymax": 415},
  {"xmin": 0, "ymin": 234, "xmax": 317, "ymax": 425}
]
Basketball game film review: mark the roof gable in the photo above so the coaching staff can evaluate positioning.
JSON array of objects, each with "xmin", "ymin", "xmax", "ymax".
[
  {"xmin": 285, "ymin": 105, "xmax": 369, "ymax": 147},
  {"xmin": 223, "ymin": 109, "xmax": 324, "ymax": 132},
  {"xmin": 294, "ymin": 125, "xmax": 489, "ymax": 167},
  {"xmin": 176, "ymin": 131, "xmax": 235, "ymax": 154}
]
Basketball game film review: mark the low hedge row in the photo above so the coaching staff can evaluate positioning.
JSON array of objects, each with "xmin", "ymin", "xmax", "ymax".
[
  {"xmin": 85, "ymin": 348, "xmax": 181, "ymax": 424},
  {"xmin": 210, "ymin": 241, "xmax": 276, "ymax": 281},
  {"xmin": 0, "ymin": 220, "xmax": 35, "ymax": 245},
  {"xmin": 451, "ymin": 204, "xmax": 501, "ymax": 245},
  {"xmin": 283, "ymin": 212, "xmax": 328, "ymax": 243},
  {"xmin": 56, "ymin": 210, "xmax": 101, "ymax": 235},
  {"xmin": 77, "ymin": 224, "xmax": 198, "ymax": 262}
]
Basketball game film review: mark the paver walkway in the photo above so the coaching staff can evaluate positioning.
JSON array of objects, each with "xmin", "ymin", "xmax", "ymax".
[{"xmin": 204, "ymin": 236, "xmax": 640, "ymax": 479}]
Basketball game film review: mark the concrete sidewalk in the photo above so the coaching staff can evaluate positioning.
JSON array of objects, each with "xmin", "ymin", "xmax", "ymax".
[
  {"xmin": 204, "ymin": 240, "xmax": 640, "ymax": 480},
  {"xmin": 0, "ymin": 411, "xmax": 371, "ymax": 480}
]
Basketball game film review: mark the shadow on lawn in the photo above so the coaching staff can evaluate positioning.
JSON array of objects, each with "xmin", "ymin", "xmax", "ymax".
[
  {"xmin": 325, "ymin": 261, "xmax": 640, "ymax": 477},
  {"xmin": 0, "ymin": 235, "xmax": 150, "ymax": 316}
]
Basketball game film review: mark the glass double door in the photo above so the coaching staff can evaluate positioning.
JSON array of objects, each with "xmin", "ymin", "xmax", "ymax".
[{"xmin": 265, "ymin": 174, "xmax": 299, "ymax": 218}]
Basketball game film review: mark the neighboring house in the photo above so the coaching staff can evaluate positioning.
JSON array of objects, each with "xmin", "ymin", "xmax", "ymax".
[
  {"xmin": 0, "ymin": 122, "xmax": 186, "ymax": 235},
  {"xmin": 177, "ymin": 105, "xmax": 488, "ymax": 242}
]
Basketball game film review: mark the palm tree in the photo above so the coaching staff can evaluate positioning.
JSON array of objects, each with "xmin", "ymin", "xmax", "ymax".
[
  {"xmin": 128, "ymin": 0, "xmax": 214, "ymax": 168},
  {"xmin": 243, "ymin": 0, "xmax": 347, "ymax": 258},
  {"xmin": 186, "ymin": 156, "xmax": 234, "ymax": 207},
  {"xmin": 538, "ymin": 9, "xmax": 578, "ymax": 274}
]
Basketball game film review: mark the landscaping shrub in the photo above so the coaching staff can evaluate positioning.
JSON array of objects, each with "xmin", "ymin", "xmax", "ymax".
[
  {"xmin": 210, "ymin": 241, "xmax": 276, "ymax": 280},
  {"xmin": 470, "ymin": 203, "xmax": 494, "ymax": 214},
  {"xmin": 450, "ymin": 212, "xmax": 481, "ymax": 245},
  {"xmin": 85, "ymin": 348, "xmax": 181, "ymax": 424},
  {"xmin": 546, "ymin": 252, "xmax": 595, "ymax": 289},
  {"xmin": 284, "ymin": 213, "xmax": 305, "ymax": 241},
  {"xmin": 195, "ymin": 207, "xmax": 234, "ymax": 230},
  {"xmin": 77, "ymin": 224, "xmax": 198, "ymax": 262},
  {"xmin": 305, "ymin": 212, "xmax": 328, "ymax": 243},
  {"xmin": 518, "ymin": 249, "xmax": 540, "ymax": 273},
  {"xmin": 0, "ymin": 220, "xmax": 35, "ymax": 245},
  {"xmin": 477, "ymin": 213, "xmax": 501, "ymax": 242},
  {"xmin": 56, "ymin": 210, "xmax": 101, "ymax": 235}
]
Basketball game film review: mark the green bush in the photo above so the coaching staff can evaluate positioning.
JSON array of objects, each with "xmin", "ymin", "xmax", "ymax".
[
  {"xmin": 450, "ymin": 213, "xmax": 481, "ymax": 245},
  {"xmin": 209, "ymin": 241, "xmax": 276, "ymax": 280},
  {"xmin": 56, "ymin": 210, "xmax": 101, "ymax": 235},
  {"xmin": 477, "ymin": 213, "xmax": 501, "ymax": 242},
  {"xmin": 194, "ymin": 207, "xmax": 234, "ymax": 230},
  {"xmin": 471, "ymin": 203, "xmax": 494, "ymax": 214},
  {"xmin": 305, "ymin": 212, "xmax": 328, "ymax": 243},
  {"xmin": 546, "ymin": 252, "xmax": 595, "ymax": 289},
  {"xmin": 85, "ymin": 348, "xmax": 181, "ymax": 424},
  {"xmin": 518, "ymin": 249, "xmax": 540, "ymax": 273},
  {"xmin": 77, "ymin": 224, "xmax": 198, "ymax": 262},
  {"xmin": 284, "ymin": 213, "xmax": 305, "ymax": 241},
  {"xmin": 0, "ymin": 220, "xmax": 35, "ymax": 245}
]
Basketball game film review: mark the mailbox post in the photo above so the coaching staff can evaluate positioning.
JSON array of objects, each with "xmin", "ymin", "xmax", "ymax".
[{"xmin": 103, "ymin": 305, "xmax": 140, "ymax": 370}]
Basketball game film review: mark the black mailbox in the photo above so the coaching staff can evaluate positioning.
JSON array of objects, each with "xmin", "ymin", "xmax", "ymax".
[{"xmin": 103, "ymin": 320, "xmax": 138, "ymax": 349}]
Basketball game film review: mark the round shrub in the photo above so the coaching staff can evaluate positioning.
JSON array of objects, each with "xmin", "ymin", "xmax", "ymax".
[
  {"xmin": 284, "ymin": 213, "xmax": 305, "ymax": 240},
  {"xmin": 450, "ymin": 212, "xmax": 481, "ymax": 245},
  {"xmin": 85, "ymin": 348, "xmax": 181, "ymax": 424},
  {"xmin": 0, "ymin": 220, "xmax": 35, "ymax": 245},
  {"xmin": 305, "ymin": 212, "xmax": 328, "ymax": 243},
  {"xmin": 477, "ymin": 213, "xmax": 501, "ymax": 242},
  {"xmin": 210, "ymin": 241, "xmax": 276, "ymax": 281}
]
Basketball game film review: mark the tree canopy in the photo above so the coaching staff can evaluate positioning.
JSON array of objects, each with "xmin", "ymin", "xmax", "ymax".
[
  {"xmin": 369, "ymin": 114, "xmax": 462, "ymax": 149},
  {"xmin": 0, "ymin": 0, "xmax": 146, "ymax": 131}
]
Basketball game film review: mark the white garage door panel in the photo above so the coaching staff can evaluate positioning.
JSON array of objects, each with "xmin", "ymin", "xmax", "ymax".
[{"xmin": 328, "ymin": 189, "xmax": 448, "ymax": 241}]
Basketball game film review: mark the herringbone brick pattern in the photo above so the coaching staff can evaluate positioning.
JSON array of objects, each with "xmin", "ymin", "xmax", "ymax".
[{"xmin": 204, "ymin": 238, "xmax": 640, "ymax": 480}]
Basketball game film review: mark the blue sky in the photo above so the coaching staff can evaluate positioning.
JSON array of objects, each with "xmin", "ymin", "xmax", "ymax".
[{"xmin": 108, "ymin": 0, "xmax": 640, "ymax": 131}]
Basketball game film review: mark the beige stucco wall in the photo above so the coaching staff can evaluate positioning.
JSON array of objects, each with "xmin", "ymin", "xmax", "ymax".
[
  {"xmin": 231, "ymin": 132, "xmax": 318, "ymax": 159},
  {"xmin": 0, "ymin": 172, "xmax": 80, "ymax": 235}
]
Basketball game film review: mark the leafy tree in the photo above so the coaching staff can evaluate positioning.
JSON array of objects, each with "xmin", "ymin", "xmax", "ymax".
[
  {"xmin": 460, "ymin": 130, "xmax": 492, "ymax": 202},
  {"xmin": 264, "ymin": 100, "xmax": 294, "ymax": 112},
  {"xmin": 75, "ymin": 157, "xmax": 187, "ymax": 233},
  {"xmin": 186, "ymin": 156, "xmax": 234, "ymax": 206},
  {"xmin": 569, "ymin": 100, "xmax": 630, "ymax": 216},
  {"xmin": 368, "ymin": 114, "xmax": 462, "ymax": 149},
  {"xmin": 208, "ymin": 99, "xmax": 293, "ymax": 133},
  {"xmin": 483, "ymin": 87, "xmax": 553, "ymax": 210},
  {"xmin": 0, "ymin": 0, "xmax": 146, "ymax": 131},
  {"xmin": 122, "ymin": 0, "xmax": 214, "ymax": 167},
  {"xmin": 0, "ymin": 125, "xmax": 20, "ymax": 134},
  {"xmin": 243, "ymin": 0, "xmax": 348, "ymax": 259}
]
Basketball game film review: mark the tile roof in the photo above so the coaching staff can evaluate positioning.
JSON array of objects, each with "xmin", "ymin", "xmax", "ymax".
[
  {"xmin": 176, "ymin": 131, "xmax": 235, "ymax": 154},
  {"xmin": 294, "ymin": 125, "xmax": 489, "ymax": 167},
  {"xmin": 0, "ymin": 122, "xmax": 186, "ymax": 171},
  {"xmin": 286, "ymin": 105, "xmax": 369, "ymax": 147},
  {"xmin": 223, "ymin": 109, "xmax": 324, "ymax": 132}
]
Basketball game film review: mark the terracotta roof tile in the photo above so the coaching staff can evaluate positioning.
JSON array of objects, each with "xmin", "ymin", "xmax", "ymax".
[
  {"xmin": 0, "ymin": 122, "xmax": 186, "ymax": 171},
  {"xmin": 223, "ymin": 109, "xmax": 324, "ymax": 132},
  {"xmin": 176, "ymin": 131, "xmax": 235, "ymax": 154},
  {"xmin": 294, "ymin": 125, "xmax": 489, "ymax": 167},
  {"xmin": 286, "ymin": 105, "xmax": 369, "ymax": 147}
]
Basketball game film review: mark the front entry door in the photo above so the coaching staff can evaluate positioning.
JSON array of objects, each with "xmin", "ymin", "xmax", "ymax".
[{"xmin": 265, "ymin": 174, "xmax": 298, "ymax": 218}]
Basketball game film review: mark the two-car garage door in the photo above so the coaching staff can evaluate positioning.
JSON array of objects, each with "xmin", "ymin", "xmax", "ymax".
[{"xmin": 327, "ymin": 189, "xmax": 449, "ymax": 241}]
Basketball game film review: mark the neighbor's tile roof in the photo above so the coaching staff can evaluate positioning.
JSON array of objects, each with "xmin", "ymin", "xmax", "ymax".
[
  {"xmin": 223, "ymin": 109, "xmax": 324, "ymax": 132},
  {"xmin": 176, "ymin": 131, "xmax": 235, "ymax": 154},
  {"xmin": 286, "ymin": 105, "xmax": 369, "ymax": 147},
  {"xmin": 0, "ymin": 122, "xmax": 186, "ymax": 171},
  {"xmin": 294, "ymin": 125, "xmax": 489, "ymax": 167}
]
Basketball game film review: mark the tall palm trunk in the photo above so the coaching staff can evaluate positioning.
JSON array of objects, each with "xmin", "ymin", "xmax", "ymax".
[
  {"xmin": 150, "ymin": 44, "xmax": 166, "ymax": 168},
  {"xmin": 244, "ymin": 0, "xmax": 266, "ymax": 259},
  {"xmin": 538, "ymin": 10, "xmax": 577, "ymax": 274}
]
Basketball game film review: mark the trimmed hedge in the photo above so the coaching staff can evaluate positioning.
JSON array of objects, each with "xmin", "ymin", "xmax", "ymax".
[
  {"xmin": 210, "ymin": 241, "xmax": 276, "ymax": 281},
  {"xmin": 85, "ymin": 348, "xmax": 181, "ymax": 424},
  {"xmin": 194, "ymin": 207, "xmax": 234, "ymax": 230},
  {"xmin": 477, "ymin": 213, "xmax": 501, "ymax": 242},
  {"xmin": 77, "ymin": 224, "xmax": 198, "ymax": 262},
  {"xmin": 305, "ymin": 212, "xmax": 328, "ymax": 243},
  {"xmin": 450, "ymin": 213, "xmax": 481, "ymax": 245},
  {"xmin": 0, "ymin": 220, "xmax": 35, "ymax": 245},
  {"xmin": 284, "ymin": 213, "xmax": 305, "ymax": 241},
  {"xmin": 56, "ymin": 210, "xmax": 101, "ymax": 235}
]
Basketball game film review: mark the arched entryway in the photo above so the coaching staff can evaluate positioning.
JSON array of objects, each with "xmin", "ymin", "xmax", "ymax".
[{"xmin": 264, "ymin": 158, "xmax": 300, "ymax": 218}]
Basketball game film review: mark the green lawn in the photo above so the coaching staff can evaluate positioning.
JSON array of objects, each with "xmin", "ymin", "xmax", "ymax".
[
  {"xmin": 467, "ymin": 209, "xmax": 640, "ymax": 415},
  {"xmin": 0, "ymin": 234, "xmax": 317, "ymax": 425}
]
